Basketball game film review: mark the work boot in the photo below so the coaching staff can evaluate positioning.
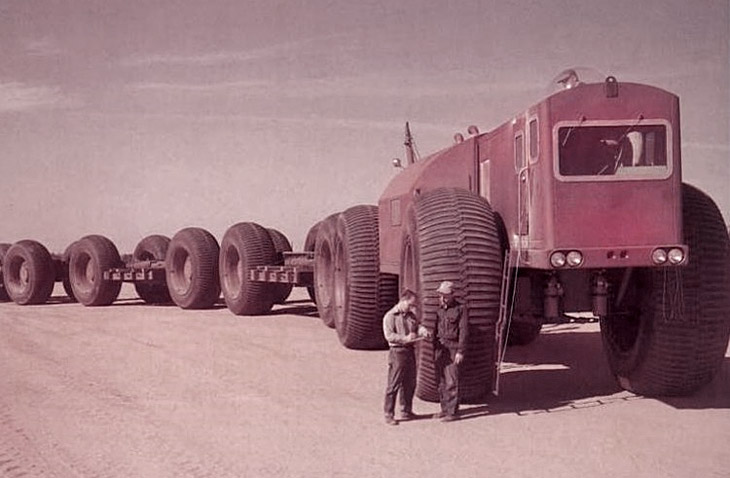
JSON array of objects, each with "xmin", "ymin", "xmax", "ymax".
[
  {"xmin": 384, "ymin": 415, "xmax": 398, "ymax": 426},
  {"xmin": 400, "ymin": 411, "xmax": 417, "ymax": 421},
  {"xmin": 432, "ymin": 411, "xmax": 446, "ymax": 420}
]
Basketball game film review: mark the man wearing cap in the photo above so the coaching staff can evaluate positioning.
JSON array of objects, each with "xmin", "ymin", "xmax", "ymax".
[
  {"xmin": 382, "ymin": 289, "xmax": 430, "ymax": 426},
  {"xmin": 432, "ymin": 281, "xmax": 467, "ymax": 422}
]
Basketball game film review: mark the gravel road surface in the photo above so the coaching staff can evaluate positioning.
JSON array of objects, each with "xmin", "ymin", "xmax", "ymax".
[{"xmin": 1, "ymin": 285, "xmax": 728, "ymax": 478}]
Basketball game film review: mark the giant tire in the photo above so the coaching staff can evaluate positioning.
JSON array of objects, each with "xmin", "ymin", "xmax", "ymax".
[
  {"xmin": 220, "ymin": 222, "xmax": 277, "ymax": 315},
  {"xmin": 314, "ymin": 213, "xmax": 341, "ymax": 328},
  {"xmin": 304, "ymin": 222, "xmax": 321, "ymax": 303},
  {"xmin": 266, "ymin": 228, "xmax": 294, "ymax": 305},
  {"xmin": 600, "ymin": 184, "xmax": 730, "ymax": 396},
  {"xmin": 0, "ymin": 243, "xmax": 11, "ymax": 302},
  {"xmin": 330, "ymin": 205, "xmax": 390, "ymax": 350},
  {"xmin": 2, "ymin": 240, "xmax": 55, "ymax": 305},
  {"xmin": 400, "ymin": 188, "xmax": 503, "ymax": 403},
  {"xmin": 133, "ymin": 235, "xmax": 172, "ymax": 304},
  {"xmin": 166, "ymin": 228, "xmax": 220, "ymax": 309},
  {"xmin": 69, "ymin": 235, "xmax": 123, "ymax": 306}
]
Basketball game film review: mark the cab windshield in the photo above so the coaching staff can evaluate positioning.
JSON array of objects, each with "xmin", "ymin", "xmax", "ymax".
[{"xmin": 557, "ymin": 124, "xmax": 668, "ymax": 178}]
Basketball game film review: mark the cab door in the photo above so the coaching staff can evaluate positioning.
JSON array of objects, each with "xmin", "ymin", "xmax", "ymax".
[{"xmin": 514, "ymin": 119, "xmax": 529, "ymax": 240}]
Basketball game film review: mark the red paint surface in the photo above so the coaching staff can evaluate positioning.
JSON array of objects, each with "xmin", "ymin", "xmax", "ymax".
[{"xmin": 379, "ymin": 80, "xmax": 684, "ymax": 273}]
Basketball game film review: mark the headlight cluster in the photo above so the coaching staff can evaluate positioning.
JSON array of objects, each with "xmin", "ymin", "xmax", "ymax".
[
  {"xmin": 652, "ymin": 247, "xmax": 685, "ymax": 265},
  {"xmin": 550, "ymin": 250, "xmax": 583, "ymax": 268}
]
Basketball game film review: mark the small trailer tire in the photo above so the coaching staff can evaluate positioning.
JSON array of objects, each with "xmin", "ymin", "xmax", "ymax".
[
  {"xmin": 2, "ymin": 240, "xmax": 55, "ymax": 305},
  {"xmin": 166, "ymin": 228, "xmax": 220, "ymax": 310},
  {"xmin": 220, "ymin": 222, "xmax": 277, "ymax": 315},
  {"xmin": 133, "ymin": 235, "xmax": 172, "ymax": 304},
  {"xmin": 69, "ymin": 235, "xmax": 123, "ymax": 306}
]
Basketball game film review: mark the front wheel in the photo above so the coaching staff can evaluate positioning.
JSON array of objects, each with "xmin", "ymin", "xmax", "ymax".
[
  {"xmin": 401, "ymin": 188, "xmax": 503, "ymax": 403},
  {"xmin": 600, "ymin": 184, "xmax": 730, "ymax": 396}
]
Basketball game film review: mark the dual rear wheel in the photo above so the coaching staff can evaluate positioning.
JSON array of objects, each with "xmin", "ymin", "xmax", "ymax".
[
  {"xmin": 313, "ymin": 206, "xmax": 399, "ymax": 349},
  {"xmin": 0, "ymin": 236, "xmax": 125, "ymax": 306}
]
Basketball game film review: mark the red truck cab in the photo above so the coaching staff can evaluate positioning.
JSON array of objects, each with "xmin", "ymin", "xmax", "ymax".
[{"xmin": 380, "ymin": 77, "xmax": 686, "ymax": 276}]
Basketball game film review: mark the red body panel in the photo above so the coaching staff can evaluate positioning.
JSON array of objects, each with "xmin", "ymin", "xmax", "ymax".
[
  {"xmin": 378, "ymin": 139, "xmax": 477, "ymax": 274},
  {"xmin": 379, "ymin": 80, "xmax": 685, "ymax": 274}
]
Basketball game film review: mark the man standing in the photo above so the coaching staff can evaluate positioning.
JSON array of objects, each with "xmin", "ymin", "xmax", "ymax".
[
  {"xmin": 432, "ymin": 281, "xmax": 467, "ymax": 422},
  {"xmin": 382, "ymin": 289, "xmax": 429, "ymax": 426}
]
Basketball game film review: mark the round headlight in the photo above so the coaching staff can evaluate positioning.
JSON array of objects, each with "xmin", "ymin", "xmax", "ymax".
[
  {"xmin": 651, "ymin": 248, "xmax": 668, "ymax": 264},
  {"xmin": 550, "ymin": 251, "xmax": 566, "ymax": 268},
  {"xmin": 566, "ymin": 251, "xmax": 583, "ymax": 267},
  {"xmin": 668, "ymin": 248, "xmax": 685, "ymax": 265}
]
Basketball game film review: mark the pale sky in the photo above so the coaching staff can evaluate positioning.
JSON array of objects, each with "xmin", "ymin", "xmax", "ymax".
[{"xmin": 1, "ymin": 0, "xmax": 728, "ymax": 253}]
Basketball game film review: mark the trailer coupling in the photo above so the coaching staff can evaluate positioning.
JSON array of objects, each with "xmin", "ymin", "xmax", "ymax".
[
  {"xmin": 249, "ymin": 251, "xmax": 314, "ymax": 287},
  {"xmin": 103, "ymin": 260, "xmax": 166, "ymax": 283}
]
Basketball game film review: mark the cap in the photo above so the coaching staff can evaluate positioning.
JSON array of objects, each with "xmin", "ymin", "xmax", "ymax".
[{"xmin": 436, "ymin": 281, "xmax": 455, "ymax": 295}]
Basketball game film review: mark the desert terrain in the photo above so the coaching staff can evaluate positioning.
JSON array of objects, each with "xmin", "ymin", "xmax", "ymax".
[{"xmin": 0, "ymin": 284, "xmax": 728, "ymax": 478}]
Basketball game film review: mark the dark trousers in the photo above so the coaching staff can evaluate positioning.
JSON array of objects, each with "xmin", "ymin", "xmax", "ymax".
[
  {"xmin": 383, "ymin": 347, "xmax": 416, "ymax": 417},
  {"xmin": 435, "ymin": 347, "xmax": 460, "ymax": 416}
]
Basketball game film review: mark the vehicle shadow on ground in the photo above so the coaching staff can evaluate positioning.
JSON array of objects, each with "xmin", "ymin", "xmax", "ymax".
[
  {"xmin": 46, "ymin": 295, "xmax": 318, "ymax": 312},
  {"xmin": 455, "ymin": 326, "xmax": 730, "ymax": 420},
  {"xmin": 47, "ymin": 296, "xmax": 158, "ymax": 306},
  {"xmin": 269, "ymin": 301, "xmax": 319, "ymax": 318},
  {"xmin": 46, "ymin": 295, "xmax": 231, "ymax": 309}
]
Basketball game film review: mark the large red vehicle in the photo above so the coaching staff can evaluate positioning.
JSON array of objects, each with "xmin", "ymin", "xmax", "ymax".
[
  {"xmin": 1, "ymin": 70, "xmax": 728, "ymax": 404},
  {"xmin": 314, "ymin": 70, "xmax": 730, "ymax": 402}
]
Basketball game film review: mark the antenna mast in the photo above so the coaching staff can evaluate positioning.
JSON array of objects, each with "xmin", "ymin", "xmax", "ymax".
[{"xmin": 404, "ymin": 122, "xmax": 417, "ymax": 165}]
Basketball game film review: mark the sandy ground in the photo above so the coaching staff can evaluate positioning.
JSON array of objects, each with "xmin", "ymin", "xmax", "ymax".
[{"xmin": 0, "ymin": 284, "xmax": 728, "ymax": 478}]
